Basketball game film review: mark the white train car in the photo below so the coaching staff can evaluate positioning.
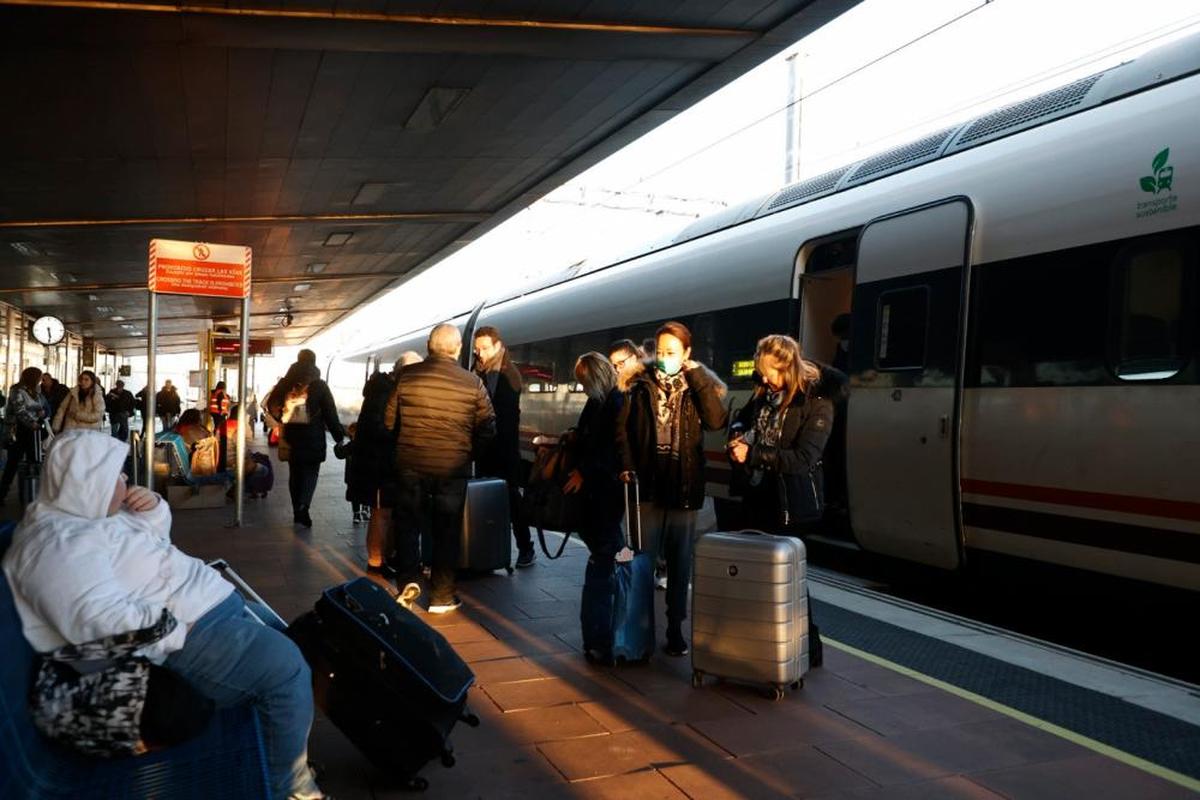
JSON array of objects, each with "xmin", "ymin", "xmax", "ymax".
[{"xmin": 349, "ymin": 33, "xmax": 1200, "ymax": 591}]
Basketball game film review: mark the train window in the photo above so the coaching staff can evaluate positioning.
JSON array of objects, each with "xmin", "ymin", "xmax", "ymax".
[
  {"xmin": 875, "ymin": 287, "xmax": 928, "ymax": 370},
  {"xmin": 1111, "ymin": 241, "xmax": 1192, "ymax": 381}
]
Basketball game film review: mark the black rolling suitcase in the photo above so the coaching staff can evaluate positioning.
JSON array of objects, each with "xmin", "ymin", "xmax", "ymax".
[
  {"xmin": 420, "ymin": 472, "xmax": 514, "ymax": 574},
  {"xmin": 18, "ymin": 423, "xmax": 46, "ymax": 505},
  {"xmin": 288, "ymin": 578, "xmax": 479, "ymax": 791}
]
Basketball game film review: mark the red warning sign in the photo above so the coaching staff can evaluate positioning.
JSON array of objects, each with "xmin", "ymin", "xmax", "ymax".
[{"xmin": 149, "ymin": 239, "xmax": 251, "ymax": 298}]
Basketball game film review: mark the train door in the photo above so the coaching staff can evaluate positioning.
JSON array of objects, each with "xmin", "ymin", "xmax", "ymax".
[{"xmin": 846, "ymin": 198, "xmax": 974, "ymax": 569}]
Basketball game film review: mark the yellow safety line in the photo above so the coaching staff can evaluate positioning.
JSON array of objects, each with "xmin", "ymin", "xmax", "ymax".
[{"xmin": 823, "ymin": 636, "xmax": 1200, "ymax": 794}]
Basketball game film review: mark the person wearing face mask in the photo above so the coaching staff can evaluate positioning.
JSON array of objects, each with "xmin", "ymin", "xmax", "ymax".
[
  {"xmin": 616, "ymin": 321, "xmax": 727, "ymax": 657},
  {"xmin": 727, "ymin": 335, "xmax": 847, "ymax": 667},
  {"xmin": 1, "ymin": 430, "xmax": 331, "ymax": 799}
]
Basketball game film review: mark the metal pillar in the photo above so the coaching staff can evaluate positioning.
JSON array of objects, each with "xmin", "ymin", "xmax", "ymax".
[
  {"xmin": 234, "ymin": 297, "xmax": 249, "ymax": 526},
  {"xmin": 144, "ymin": 292, "xmax": 157, "ymax": 489}
]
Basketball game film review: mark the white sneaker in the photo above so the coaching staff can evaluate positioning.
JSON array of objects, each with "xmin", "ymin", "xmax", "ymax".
[
  {"xmin": 656, "ymin": 575, "xmax": 668, "ymax": 591},
  {"xmin": 428, "ymin": 596, "xmax": 462, "ymax": 614}
]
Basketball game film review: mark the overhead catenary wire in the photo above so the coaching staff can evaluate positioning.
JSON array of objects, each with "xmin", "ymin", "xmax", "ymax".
[{"xmin": 624, "ymin": 0, "xmax": 997, "ymax": 190}]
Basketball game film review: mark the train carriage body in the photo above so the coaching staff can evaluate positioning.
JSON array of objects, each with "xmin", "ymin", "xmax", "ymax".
[{"xmin": 353, "ymin": 34, "xmax": 1200, "ymax": 591}]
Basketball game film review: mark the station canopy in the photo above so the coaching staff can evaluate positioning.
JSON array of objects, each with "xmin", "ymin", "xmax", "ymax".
[{"xmin": 0, "ymin": 0, "xmax": 856, "ymax": 354}]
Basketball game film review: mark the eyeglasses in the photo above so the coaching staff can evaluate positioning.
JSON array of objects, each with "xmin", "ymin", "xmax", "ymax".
[{"xmin": 610, "ymin": 354, "xmax": 635, "ymax": 370}]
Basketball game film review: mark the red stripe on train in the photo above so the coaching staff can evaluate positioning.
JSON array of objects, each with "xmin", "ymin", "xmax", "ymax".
[{"xmin": 960, "ymin": 479, "xmax": 1200, "ymax": 523}]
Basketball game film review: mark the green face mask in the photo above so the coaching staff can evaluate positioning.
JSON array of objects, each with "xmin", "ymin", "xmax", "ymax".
[{"xmin": 656, "ymin": 356, "xmax": 683, "ymax": 376}]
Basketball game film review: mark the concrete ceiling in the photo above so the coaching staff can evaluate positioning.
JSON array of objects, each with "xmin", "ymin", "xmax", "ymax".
[{"xmin": 0, "ymin": 0, "xmax": 856, "ymax": 354}]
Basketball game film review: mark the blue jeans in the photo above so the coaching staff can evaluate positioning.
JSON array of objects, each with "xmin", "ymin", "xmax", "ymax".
[
  {"xmin": 640, "ymin": 504, "xmax": 698, "ymax": 635},
  {"xmin": 165, "ymin": 592, "xmax": 321, "ymax": 800}
]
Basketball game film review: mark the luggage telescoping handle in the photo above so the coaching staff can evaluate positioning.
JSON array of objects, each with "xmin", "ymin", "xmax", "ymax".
[
  {"xmin": 207, "ymin": 559, "xmax": 288, "ymax": 629},
  {"xmin": 623, "ymin": 472, "xmax": 642, "ymax": 552}
]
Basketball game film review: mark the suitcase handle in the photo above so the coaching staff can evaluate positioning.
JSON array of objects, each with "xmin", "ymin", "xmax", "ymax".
[{"xmin": 622, "ymin": 472, "xmax": 641, "ymax": 552}]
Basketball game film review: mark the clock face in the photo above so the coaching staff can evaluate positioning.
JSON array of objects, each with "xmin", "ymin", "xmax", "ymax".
[{"xmin": 31, "ymin": 315, "xmax": 65, "ymax": 346}]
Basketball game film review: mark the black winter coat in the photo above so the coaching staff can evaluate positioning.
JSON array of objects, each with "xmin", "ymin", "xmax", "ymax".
[
  {"xmin": 617, "ymin": 363, "xmax": 728, "ymax": 511},
  {"xmin": 346, "ymin": 371, "xmax": 396, "ymax": 504},
  {"xmin": 574, "ymin": 389, "xmax": 626, "ymax": 548},
  {"xmin": 730, "ymin": 365, "xmax": 847, "ymax": 527},
  {"xmin": 385, "ymin": 354, "xmax": 497, "ymax": 478},
  {"xmin": 106, "ymin": 389, "xmax": 135, "ymax": 416},
  {"xmin": 267, "ymin": 365, "xmax": 346, "ymax": 465},
  {"xmin": 475, "ymin": 356, "xmax": 522, "ymax": 481}
]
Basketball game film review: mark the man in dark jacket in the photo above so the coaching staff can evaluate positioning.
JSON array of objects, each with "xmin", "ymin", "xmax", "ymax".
[
  {"xmin": 386, "ymin": 324, "xmax": 496, "ymax": 613},
  {"xmin": 472, "ymin": 326, "xmax": 535, "ymax": 567},
  {"xmin": 40, "ymin": 374, "xmax": 70, "ymax": 422},
  {"xmin": 155, "ymin": 380, "xmax": 181, "ymax": 431},
  {"xmin": 105, "ymin": 380, "xmax": 136, "ymax": 441}
]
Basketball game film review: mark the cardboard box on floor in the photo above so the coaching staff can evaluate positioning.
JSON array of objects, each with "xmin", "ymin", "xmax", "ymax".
[{"xmin": 166, "ymin": 483, "xmax": 228, "ymax": 510}]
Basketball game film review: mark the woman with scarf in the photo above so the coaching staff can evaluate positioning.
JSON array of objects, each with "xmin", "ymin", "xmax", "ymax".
[
  {"xmin": 52, "ymin": 370, "xmax": 106, "ymax": 433},
  {"xmin": 266, "ymin": 349, "xmax": 345, "ymax": 528},
  {"xmin": 727, "ymin": 334, "xmax": 847, "ymax": 666},
  {"xmin": 0, "ymin": 367, "xmax": 47, "ymax": 502},
  {"xmin": 617, "ymin": 321, "xmax": 727, "ymax": 657},
  {"xmin": 2, "ymin": 430, "xmax": 330, "ymax": 799}
]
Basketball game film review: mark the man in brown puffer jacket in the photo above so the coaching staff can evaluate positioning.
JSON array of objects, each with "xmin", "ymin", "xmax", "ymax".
[{"xmin": 384, "ymin": 323, "xmax": 496, "ymax": 612}]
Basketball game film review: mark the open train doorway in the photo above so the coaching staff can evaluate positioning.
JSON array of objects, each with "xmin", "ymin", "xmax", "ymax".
[{"xmin": 794, "ymin": 230, "xmax": 858, "ymax": 541}]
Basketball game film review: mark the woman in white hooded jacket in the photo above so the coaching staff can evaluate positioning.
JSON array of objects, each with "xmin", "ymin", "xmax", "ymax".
[{"xmin": 1, "ymin": 430, "xmax": 327, "ymax": 800}]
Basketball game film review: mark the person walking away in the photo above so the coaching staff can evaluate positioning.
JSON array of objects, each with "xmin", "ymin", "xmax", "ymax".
[
  {"xmin": 52, "ymin": 370, "xmax": 106, "ymax": 434},
  {"xmin": 266, "ymin": 350, "xmax": 345, "ymax": 528},
  {"xmin": 385, "ymin": 325, "xmax": 496, "ymax": 614},
  {"xmin": 617, "ymin": 320, "xmax": 727, "ymax": 657},
  {"xmin": 562, "ymin": 353, "xmax": 627, "ymax": 662},
  {"xmin": 155, "ymin": 380, "xmax": 181, "ymax": 432},
  {"xmin": 105, "ymin": 380, "xmax": 136, "ymax": 441},
  {"xmin": 41, "ymin": 374, "xmax": 70, "ymax": 423},
  {"xmin": 245, "ymin": 389, "xmax": 259, "ymax": 436},
  {"xmin": 472, "ymin": 326, "xmax": 535, "ymax": 568},
  {"xmin": 0, "ymin": 367, "xmax": 47, "ymax": 502},
  {"xmin": 209, "ymin": 381, "xmax": 230, "ymax": 433},
  {"xmin": 608, "ymin": 339, "xmax": 647, "ymax": 393},
  {"xmin": 727, "ymin": 334, "xmax": 846, "ymax": 668},
  {"xmin": 2, "ymin": 430, "xmax": 331, "ymax": 799}
]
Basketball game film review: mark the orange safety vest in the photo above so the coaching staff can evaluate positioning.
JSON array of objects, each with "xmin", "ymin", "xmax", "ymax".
[{"xmin": 208, "ymin": 390, "xmax": 230, "ymax": 416}]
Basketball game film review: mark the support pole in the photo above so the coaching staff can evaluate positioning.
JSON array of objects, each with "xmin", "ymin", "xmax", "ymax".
[
  {"xmin": 235, "ymin": 296, "xmax": 249, "ymax": 526},
  {"xmin": 144, "ymin": 291, "xmax": 157, "ymax": 489}
]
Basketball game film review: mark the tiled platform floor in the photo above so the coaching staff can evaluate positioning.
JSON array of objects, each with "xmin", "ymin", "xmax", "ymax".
[{"xmin": 118, "ymin": 442, "xmax": 1197, "ymax": 798}]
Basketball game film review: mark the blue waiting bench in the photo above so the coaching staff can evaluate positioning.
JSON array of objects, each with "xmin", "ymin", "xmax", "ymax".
[{"xmin": 0, "ymin": 521, "xmax": 271, "ymax": 798}]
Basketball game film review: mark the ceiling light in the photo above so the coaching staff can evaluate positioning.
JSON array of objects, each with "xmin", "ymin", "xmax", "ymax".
[
  {"xmin": 9, "ymin": 242, "xmax": 40, "ymax": 257},
  {"xmin": 129, "ymin": 331, "xmax": 144, "ymax": 337},
  {"xmin": 49, "ymin": 271, "xmax": 78, "ymax": 283},
  {"xmin": 87, "ymin": 294, "xmax": 99, "ymax": 301},
  {"xmin": 120, "ymin": 323, "xmax": 136, "ymax": 330},
  {"xmin": 110, "ymin": 315, "xmax": 126, "ymax": 321},
  {"xmin": 323, "ymin": 232, "xmax": 353, "ymax": 247},
  {"xmin": 95, "ymin": 306, "xmax": 113, "ymax": 313},
  {"xmin": 292, "ymin": 283, "xmax": 312, "ymax": 292},
  {"xmin": 306, "ymin": 262, "xmax": 328, "ymax": 274}
]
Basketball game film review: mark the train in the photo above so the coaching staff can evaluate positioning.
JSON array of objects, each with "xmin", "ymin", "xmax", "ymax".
[{"xmin": 337, "ymin": 32, "xmax": 1200, "ymax": 592}]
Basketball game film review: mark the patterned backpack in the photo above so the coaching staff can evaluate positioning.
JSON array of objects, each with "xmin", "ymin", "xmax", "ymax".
[{"xmin": 30, "ymin": 608, "xmax": 207, "ymax": 757}]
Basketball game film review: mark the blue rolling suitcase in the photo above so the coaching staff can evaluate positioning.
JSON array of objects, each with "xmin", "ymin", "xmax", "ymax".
[{"xmin": 581, "ymin": 475, "xmax": 655, "ymax": 664}]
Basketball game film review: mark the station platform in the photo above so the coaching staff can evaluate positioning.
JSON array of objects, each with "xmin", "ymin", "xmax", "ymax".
[{"xmin": 60, "ymin": 441, "xmax": 1200, "ymax": 798}]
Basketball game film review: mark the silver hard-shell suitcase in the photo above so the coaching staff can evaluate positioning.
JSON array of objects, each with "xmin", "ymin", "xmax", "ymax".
[{"xmin": 690, "ymin": 530, "xmax": 808, "ymax": 700}]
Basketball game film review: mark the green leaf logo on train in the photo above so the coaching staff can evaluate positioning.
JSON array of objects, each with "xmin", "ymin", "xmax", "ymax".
[{"xmin": 1140, "ymin": 148, "xmax": 1173, "ymax": 194}]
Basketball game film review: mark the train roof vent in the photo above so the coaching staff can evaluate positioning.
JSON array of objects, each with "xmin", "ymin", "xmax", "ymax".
[
  {"xmin": 948, "ymin": 71, "xmax": 1106, "ymax": 151},
  {"xmin": 841, "ymin": 127, "xmax": 958, "ymax": 187},
  {"xmin": 672, "ymin": 195, "xmax": 768, "ymax": 245},
  {"xmin": 762, "ymin": 167, "xmax": 850, "ymax": 213}
]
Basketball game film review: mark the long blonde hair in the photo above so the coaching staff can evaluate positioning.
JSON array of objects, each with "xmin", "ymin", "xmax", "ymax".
[{"xmin": 753, "ymin": 334, "xmax": 820, "ymax": 408}]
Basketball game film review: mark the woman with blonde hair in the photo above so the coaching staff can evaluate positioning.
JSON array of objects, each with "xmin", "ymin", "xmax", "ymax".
[
  {"xmin": 52, "ymin": 370, "xmax": 106, "ymax": 433},
  {"xmin": 727, "ymin": 334, "xmax": 846, "ymax": 667},
  {"xmin": 728, "ymin": 334, "xmax": 844, "ymax": 528}
]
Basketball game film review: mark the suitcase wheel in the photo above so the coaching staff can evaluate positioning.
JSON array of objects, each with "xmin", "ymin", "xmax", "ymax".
[
  {"xmin": 441, "ymin": 752, "xmax": 456, "ymax": 769},
  {"xmin": 460, "ymin": 711, "xmax": 481, "ymax": 728},
  {"xmin": 791, "ymin": 679, "xmax": 803, "ymax": 691},
  {"xmin": 505, "ymin": 566, "xmax": 514, "ymax": 575},
  {"xmin": 691, "ymin": 670, "xmax": 704, "ymax": 689},
  {"xmin": 401, "ymin": 776, "xmax": 429, "ymax": 792},
  {"xmin": 769, "ymin": 684, "xmax": 787, "ymax": 702}
]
